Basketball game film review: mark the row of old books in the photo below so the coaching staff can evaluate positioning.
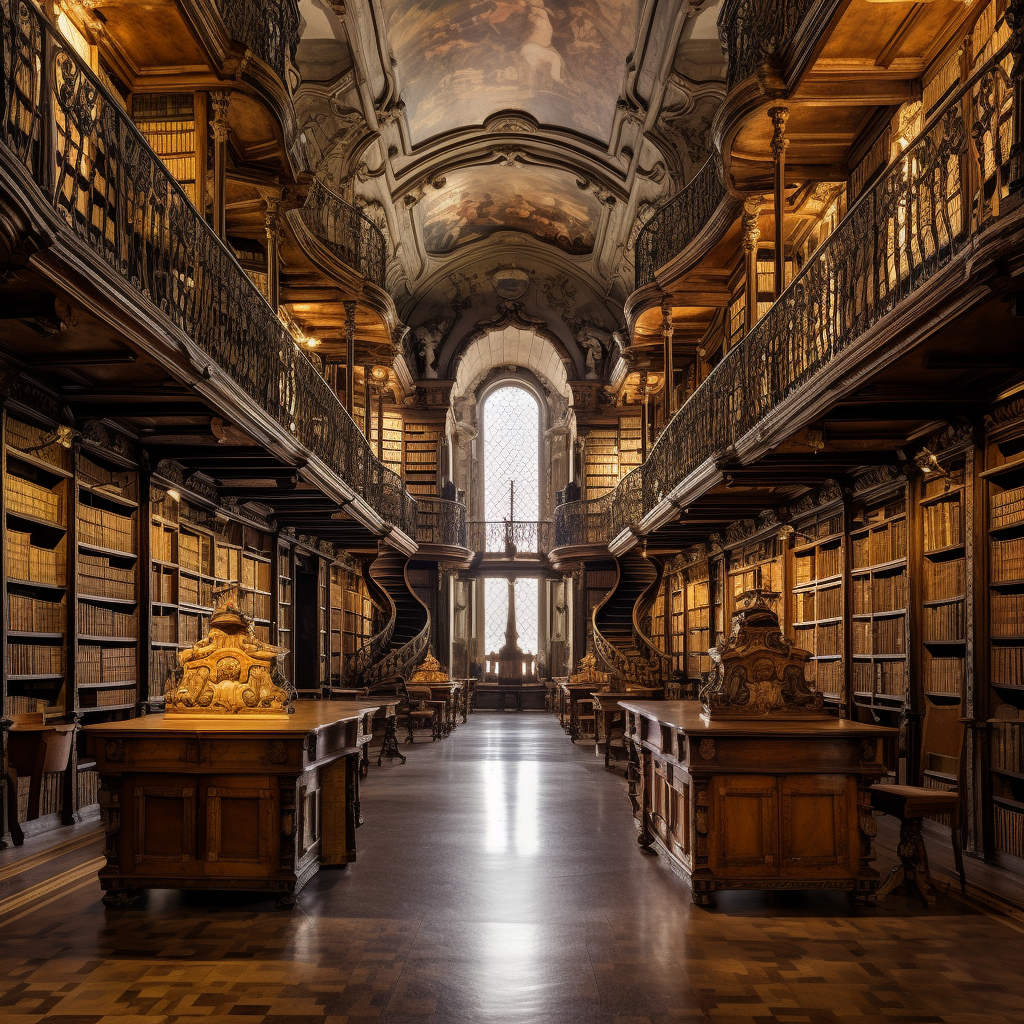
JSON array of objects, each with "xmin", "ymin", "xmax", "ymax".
[
  {"xmin": 6, "ymin": 419, "xmax": 69, "ymax": 470},
  {"xmin": 991, "ymin": 593, "xmax": 1024, "ymax": 637},
  {"xmin": 5, "ymin": 475, "xmax": 64, "ymax": 523},
  {"xmin": 992, "ymin": 646, "xmax": 1024, "ymax": 686},
  {"xmin": 7, "ymin": 531, "xmax": 63, "ymax": 584},
  {"xmin": 852, "ymin": 519, "xmax": 907, "ymax": 568},
  {"xmin": 78, "ymin": 604, "xmax": 137, "ymax": 638},
  {"xmin": 922, "ymin": 651, "xmax": 964, "ymax": 694},
  {"xmin": 239, "ymin": 590, "xmax": 272, "ymax": 621},
  {"xmin": 78, "ymin": 646, "xmax": 137, "ymax": 684},
  {"xmin": 922, "ymin": 495, "xmax": 963, "ymax": 551},
  {"xmin": 924, "ymin": 602, "xmax": 966, "ymax": 641},
  {"xmin": 151, "ymin": 523, "xmax": 175, "ymax": 562},
  {"xmin": 178, "ymin": 530, "xmax": 210, "ymax": 572},
  {"xmin": 79, "ymin": 686, "xmax": 137, "ymax": 708},
  {"xmin": 853, "ymin": 658, "xmax": 908, "ymax": 696},
  {"xmin": 152, "ymin": 612, "xmax": 177, "ymax": 643},
  {"xmin": 993, "ymin": 803, "xmax": 1024, "ymax": 857},
  {"xmin": 151, "ymin": 566, "xmax": 176, "ymax": 604},
  {"xmin": 180, "ymin": 611, "xmax": 210, "ymax": 645},
  {"xmin": 991, "ymin": 484, "xmax": 1024, "ymax": 530},
  {"xmin": 9, "ymin": 643, "xmax": 63, "ymax": 675},
  {"xmin": 925, "ymin": 557, "xmax": 966, "ymax": 601},
  {"xmin": 180, "ymin": 574, "xmax": 214, "ymax": 608},
  {"xmin": 852, "ymin": 570, "xmax": 908, "ymax": 614},
  {"xmin": 241, "ymin": 556, "xmax": 272, "ymax": 592},
  {"xmin": 149, "ymin": 646, "xmax": 179, "ymax": 697},
  {"xmin": 990, "ymin": 722, "xmax": 1024, "ymax": 772},
  {"xmin": 814, "ymin": 622, "xmax": 842, "ymax": 656},
  {"xmin": 78, "ymin": 505, "xmax": 134, "ymax": 552},
  {"xmin": 992, "ymin": 537, "xmax": 1024, "ymax": 582},
  {"xmin": 16, "ymin": 774, "xmax": 63, "ymax": 820},
  {"xmin": 78, "ymin": 553, "xmax": 134, "ymax": 601},
  {"xmin": 853, "ymin": 617, "xmax": 906, "ymax": 655},
  {"xmin": 8, "ymin": 594, "xmax": 63, "ymax": 632}
]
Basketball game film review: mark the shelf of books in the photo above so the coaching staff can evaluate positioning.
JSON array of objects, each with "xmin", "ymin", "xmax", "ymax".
[
  {"xmin": 683, "ymin": 560, "xmax": 712, "ymax": 684},
  {"xmin": 790, "ymin": 506, "xmax": 846, "ymax": 705},
  {"xmin": 668, "ymin": 563, "xmax": 686, "ymax": 680},
  {"xmin": 850, "ymin": 495, "xmax": 909, "ymax": 709},
  {"xmin": 372, "ymin": 411, "xmax": 404, "ymax": 479},
  {"xmin": 584, "ymin": 428, "xmax": 619, "ymax": 501},
  {"xmin": 75, "ymin": 451, "xmax": 140, "ymax": 714},
  {"xmin": 618, "ymin": 416, "xmax": 643, "ymax": 480},
  {"xmin": 404, "ymin": 422, "xmax": 440, "ymax": 497},
  {"xmin": 4, "ymin": 415, "xmax": 72, "ymax": 721},
  {"xmin": 984, "ymin": 421, "xmax": 1024, "ymax": 865},
  {"xmin": 329, "ymin": 562, "xmax": 344, "ymax": 688},
  {"xmin": 276, "ymin": 539, "xmax": 294, "ymax": 681},
  {"xmin": 132, "ymin": 93, "xmax": 198, "ymax": 205},
  {"xmin": 341, "ymin": 563, "xmax": 374, "ymax": 680},
  {"xmin": 918, "ymin": 460, "xmax": 968, "ymax": 701},
  {"xmin": 318, "ymin": 559, "xmax": 330, "ymax": 686}
]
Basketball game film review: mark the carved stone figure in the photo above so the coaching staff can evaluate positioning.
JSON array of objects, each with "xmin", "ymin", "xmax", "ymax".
[
  {"xmin": 578, "ymin": 326, "xmax": 606, "ymax": 379},
  {"xmin": 413, "ymin": 316, "xmax": 453, "ymax": 378}
]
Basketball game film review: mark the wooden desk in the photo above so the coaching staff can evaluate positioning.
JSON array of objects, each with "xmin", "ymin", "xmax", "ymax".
[
  {"xmin": 592, "ymin": 688, "xmax": 661, "ymax": 767},
  {"xmin": 83, "ymin": 702, "xmax": 379, "ymax": 907},
  {"xmin": 5, "ymin": 717, "xmax": 76, "ymax": 844},
  {"xmin": 560, "ymin": 682, "xmax": 600, "ymax": 739},
  {"xmin": 619, "ymin": 700, "xmax": 895, "ymax": 906},
  {"xmin": 475, "ymin": 683, "xmax": 547, "ymax": 711}
]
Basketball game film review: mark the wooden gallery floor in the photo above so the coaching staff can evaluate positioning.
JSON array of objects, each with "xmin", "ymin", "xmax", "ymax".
[{"xmin": 2, "ymin": 715, "xmax": 1024, "ymax": 1024}]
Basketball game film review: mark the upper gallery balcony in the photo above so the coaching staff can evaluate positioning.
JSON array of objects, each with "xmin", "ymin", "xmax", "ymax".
[
  {"xmin": 414, "ymin": 497, "xmax": 471, "ymax": 564},
  {"xmin": 608, "ymin": 23, "xmax": 1023, "ymax": 548},
  {"xmin": 0, "ymin": 0, "xmax": 416, "ymax": 542}
]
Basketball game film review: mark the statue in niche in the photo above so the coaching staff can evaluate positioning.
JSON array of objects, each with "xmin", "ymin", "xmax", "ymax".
[
  {"xmin": 167, "ymin": 585, "xmax": 293, "ymax": 717},
  {"xmin": 577, "ymin": 325, "xmax": 607, "ymax": 379},
  {"xmin": 700, "ymin": 589, "xmax": 824, "ymax": 720},
  {"xmin": 413, "ymin": 316, "xmax": 453, "ymax": 378}
]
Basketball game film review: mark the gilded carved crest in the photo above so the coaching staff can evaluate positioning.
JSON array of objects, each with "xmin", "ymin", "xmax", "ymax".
[
  {"xmin": 166, "ymin": 586, "xmax": 293, "ymax": 717},
  {"xmin": 700, "ymin": 590, "xmax": 824, "ymax": 720}
]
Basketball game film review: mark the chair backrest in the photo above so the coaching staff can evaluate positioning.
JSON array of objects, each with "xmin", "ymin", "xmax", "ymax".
[
  {"xmin": 919, "ymin": 697, "xmax": 965, "ymax": 793},
  {"xmin": 577, "ymin": 699, "xmax": 595, "ymax": 715},
  {"xmin": 406, "ymin": 686, "xmax": 433, "ymax": 705}
]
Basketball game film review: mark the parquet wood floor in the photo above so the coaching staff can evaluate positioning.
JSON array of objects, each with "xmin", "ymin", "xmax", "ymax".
[{"xmin": 2, "ymin": 714, "xmax": 1023, "ymax": 1024}]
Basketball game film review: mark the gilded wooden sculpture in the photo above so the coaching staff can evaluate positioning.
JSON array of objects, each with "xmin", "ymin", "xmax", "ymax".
[
  {"xmin": 700, "ymin": 590, "xmax": 824, "ymax": 719},
  {"xmin": 166, "ymin": 585, "xmax": 294, "ymax": 716}
]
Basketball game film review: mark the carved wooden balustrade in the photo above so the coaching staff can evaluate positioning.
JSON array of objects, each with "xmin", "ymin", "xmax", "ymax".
[
  {"xmin": 611, "ymin": 32, "xmax": 1020, "ymax": 539},
  {"xmin": 634, "ymin": 157, "xmax": 729, "ymax": 289},
  {"xmin": 212, "ymin": 0, "xmax": 300, "ymax": 81},
  {"xmin": 719, "ymin": 0, "xmax": 820, "ymax": 90},
  {"xmin": 553, "ymin": 492, "xmax": 614, "ymax": 548},
  {"xmin": 468, "ymin": 520, "xmax": 554, "ymax": 555},
  {"xmin": 415, "ymin": 497, "xmax": 468, "ymax": 549},
  {"xmin": 299, "ymin": 177, "xmax": 387, "ymax": 289},
  {"xmin": 0, "ymin": 0, "xmax": 415, "ymax": 539}
]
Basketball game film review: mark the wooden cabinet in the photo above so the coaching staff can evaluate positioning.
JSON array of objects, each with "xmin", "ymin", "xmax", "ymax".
[
  {"xmin": 621, "ymin": 700, "xmax": 894, "ymax": 905},
  {"xmin": 83, "ymin": 702, "xmax": 379, "ymax": 906}
]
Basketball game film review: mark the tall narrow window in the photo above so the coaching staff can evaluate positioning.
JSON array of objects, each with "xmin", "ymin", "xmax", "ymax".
[{"xmin": 482, "ymin": 386, "xmax": 540, "ymax": 546}]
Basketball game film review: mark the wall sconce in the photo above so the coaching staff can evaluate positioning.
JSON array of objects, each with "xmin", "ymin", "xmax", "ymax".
[
  {"xmin": 371, "ymin": 365, "xmax": 389, "ymax": 382},
  {"xmin": 777, "ymin": 524, "xmax": 815, "ymax": 545},
  {"xmin": 166, "ymin": 488, "xmax": 181, "ymax": 503},
  {"xmin": 22, "ymin": 424, "xmax": 76, "ymax": 453},
  {"xmin": 914, "ymin": 446, "xmax": 952, "ymax": 491}
]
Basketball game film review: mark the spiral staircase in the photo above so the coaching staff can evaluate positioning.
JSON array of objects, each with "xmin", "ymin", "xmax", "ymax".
[
  {"xmin": 592, "ymin": 550, "xmax": 669, "ymax": 689},
  {"xmin": 344, "ymin": 544, "xmax": 430, "ymax": 691}
]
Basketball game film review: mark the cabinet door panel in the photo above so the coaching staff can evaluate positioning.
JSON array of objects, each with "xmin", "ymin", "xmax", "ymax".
[
  {"xmin": 130, "ymin": 775, "xmax": 196, "ymax": 871},
  {"xmin": 779, "ymin": 775, "xmax": 855, "ymax": 876},
  {"xmin": 203, "ymin": 776, "xmax": 276, "ymax": 875},
  {"xmin": 710, "ymin": 775, "xmax": 778, "ymax": 877}
]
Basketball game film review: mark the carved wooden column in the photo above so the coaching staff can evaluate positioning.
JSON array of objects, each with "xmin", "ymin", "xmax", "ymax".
[
  {"xmin": 343, "ymin": 300, "xmax": 356, "ymax": 416},
  {"xmin": 768, "ymin": 105, "xmax": 789, "ymax": 299},
  {"xmin": 661, "ymin": 306, "xmax": 675, "ymax": 420},
  {"xmin": 742, "ymin": 195, "xmax": 763, "ymax": 333},
  {"xmin": 363, "ymin": 365, "xmax": 372, "ymax": 438},
  {"xmin": 264, "ymin": 196, "xmax": 281, "ymax": 310},
  {"xmin": 210, "ymin": 91, "xmax": 231, "ymax": 241},
  {"xmin": 639, "ymin": 369, "xmax": 650, "ymax": 463}
]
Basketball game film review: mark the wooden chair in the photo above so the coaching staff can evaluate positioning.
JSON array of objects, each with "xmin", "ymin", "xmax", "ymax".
[
  {"xmin": 575, "ymin": 699, "xmax": 597, "ymax": 741},
  {"xmin": 870, "ymin": 701, "xmax": 966, "ymax": 906},
  {"xmin": 402, "ymin": 685, "xmax": 439, "ymax": 743}
]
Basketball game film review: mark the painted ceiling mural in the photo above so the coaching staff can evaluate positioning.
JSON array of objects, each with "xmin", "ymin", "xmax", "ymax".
[
  {"xmin": 417, "ymin": 165, "xmax": 602, "ymax": 255},
  {"xmin": 382, "ymin": 0, "xmax": 639, "ymax": 143}
]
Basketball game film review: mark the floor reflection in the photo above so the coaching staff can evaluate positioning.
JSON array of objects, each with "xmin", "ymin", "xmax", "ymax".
[{"xmin": 480, "ymin": 757, "xmax": 541, "ymax": 856}]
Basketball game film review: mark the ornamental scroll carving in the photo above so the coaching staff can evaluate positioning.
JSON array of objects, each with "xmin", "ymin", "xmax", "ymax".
[
  {"xmin": 166, "ymin": 586, "xmax": 294, "ymax": 717},
  {"xmin": 700, "ymin": 590, "xmax": 824, "ymax": 720}
]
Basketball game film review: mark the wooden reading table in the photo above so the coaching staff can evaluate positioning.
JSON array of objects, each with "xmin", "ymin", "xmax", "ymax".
[
  {"xmin": 83, "ymin": 701, "xmax": 380, "ymax": 907},
  {"xmin": 619, "ymin": 700, "xmax": 895, "ymax": 906}
]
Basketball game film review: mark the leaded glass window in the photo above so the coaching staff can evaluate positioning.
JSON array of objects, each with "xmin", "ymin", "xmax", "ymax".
[{"xmin": 484, "ymin": 577, "xmax": 539, "ymax": 655}]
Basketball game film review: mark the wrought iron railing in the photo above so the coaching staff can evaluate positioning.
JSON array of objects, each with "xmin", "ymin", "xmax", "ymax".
[
  {"xmin": 553, "ymin": 493, "xmax": 613, "ymax": 548},
  {"xmin": 416, "ymin": 497, "xmax": 468, "ymax": 548},
  {"xmin": 300, "ymin": 178, "xmax": 387, "ymax": 289},
  {"xmin": 0, "ymin": 1, "xmax": 415, "ymax": 539},
  {"xmin": 612, "ymin": 35, "xmax": 1019, "ymax": 538},
  {"xmin": 719, "ymin": 0, "xmax": 819, "ymax": 90},
  {"xmin": 634, "ymin": 157, "xmax": 729, "ymax": 289},
  {"xmin": 468, "ymin": 520, "xmax": 555, "ymax": 555},
  {"xmin": 213, "ymin": 0, "xmax": 300, "ymax": 81}
]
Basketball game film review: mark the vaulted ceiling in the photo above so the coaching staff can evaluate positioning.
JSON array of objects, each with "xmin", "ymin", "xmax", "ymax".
[{"xmin": 291, "ymin": 0, "xmax": 727, "ymax": 386}]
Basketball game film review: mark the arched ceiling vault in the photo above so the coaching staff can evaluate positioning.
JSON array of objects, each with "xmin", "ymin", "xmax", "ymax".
[{"xmin": 292, "ymin": 0, "xmax": 728, "ymax": 385}]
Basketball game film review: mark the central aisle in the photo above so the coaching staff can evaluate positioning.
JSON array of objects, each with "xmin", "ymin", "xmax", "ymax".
[{"xmin": 3, "ymin": 714, "xmax": 1024, "ymax": 1023}]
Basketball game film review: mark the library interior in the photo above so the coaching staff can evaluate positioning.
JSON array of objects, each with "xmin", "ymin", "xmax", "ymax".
[{"xmin": 2, "ymin": 0, "xmax": 1024, "ymax": 1021}]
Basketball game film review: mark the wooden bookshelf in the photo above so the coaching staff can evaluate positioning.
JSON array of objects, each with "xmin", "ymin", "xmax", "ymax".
[
  {"xmin": 131, "ymin": 93, "xmax": 198, "ymax": 205},
  {"xmin": 683, "ymin": 559, "xmax": 712, "ymax": 684},
  {"xmin": 618, "ymin": 415, "xmax": 643, "ymax": 479},
  {"xmin": 850, "ymin": 495, "xmax": 909, "ymax": 709},
  {"xmin": 372, "ymin": 411, "xmax": 403, "ymax": 478},
  {"xmin": 404, "ymin": 422, "xmax": 440, "ymax": 497},
  {"xmin": 668, "ymin": 563, "xmax": 685, "ymax": 680},
  {"xmin": 276, "ymin": 538, "xmax": 294, "ymax": 681},
  {"xmin": 789, "ymin": 506, "xmax": 846, "ymax": 704},
  {"xmin": 584, "ymin": 428, "xmax": 619, "ymax": 501}
]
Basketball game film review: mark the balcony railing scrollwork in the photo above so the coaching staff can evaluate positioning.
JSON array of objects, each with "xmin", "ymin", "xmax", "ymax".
[
  {"xmin": 613, "ymin": 33, "xmax": 1019, "ymax": 538},
  {"xmin": 468, "ymin": 520, "xmax": 554, "ymax": 556},
  {"xmin": 634, "ymin": 157, "xmax": 729, "ymax": 289},
  {"xmin": 415, "ymin": 497, "xmax": 468, "ymax": 549},
  {"xmin": 300, "ymin": 177, "xmax": 387, "ymax": 289},
  {"xmin": 553, "ymin": 492, "xmax": 613, "ymax": 548},
  {"xmin": 720, "ymin": 0, "xmax": 818, "ymax": 90},
  {"xmin": 0, "ymin": 1, "xmax": 414, "ymax": 538},
  {"xmin": 212, "ymin": 0, "xmax": 300, "ymax": 81}
]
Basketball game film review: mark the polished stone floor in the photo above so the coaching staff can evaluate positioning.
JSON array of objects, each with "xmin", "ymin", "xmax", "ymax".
[{"xmin": 3, "ymin": 713, "xmax": 1024, "ymax": 1024}]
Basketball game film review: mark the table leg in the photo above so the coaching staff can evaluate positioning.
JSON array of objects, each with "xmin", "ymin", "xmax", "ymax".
[
  {"xmin": 3, "ymin": 771, "xmax": 25, "ymax": 846},
  {"xmin": 377, "ymin": 715, "xmax": 407, "ymax": 766},
  {"xmin": 876, "ymin": 817, "xmax": 935, "ymax": 908}
]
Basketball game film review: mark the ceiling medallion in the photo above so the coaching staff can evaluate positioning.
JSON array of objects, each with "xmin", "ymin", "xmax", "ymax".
[{"xmin": 489, "ymin": 264, "xmax": 532, "ymax": 301}]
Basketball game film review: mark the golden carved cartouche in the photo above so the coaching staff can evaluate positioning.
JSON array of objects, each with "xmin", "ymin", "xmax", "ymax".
[
  {"xmin": 700, "ymin": 590, "xmax": 824, "ymax": 720},
  {"xmin": 165, "ymin": 588, "xmax": 293, "ymax": 717}
]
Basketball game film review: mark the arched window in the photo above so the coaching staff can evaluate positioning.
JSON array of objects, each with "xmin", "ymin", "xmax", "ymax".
[{"xmin": 482, "ymin": 385, "xmax": 540, "ymax": 529}]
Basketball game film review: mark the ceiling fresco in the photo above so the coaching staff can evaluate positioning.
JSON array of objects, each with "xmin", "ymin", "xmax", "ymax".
[
  {"xmin": 382, "ymin": 0, "xmax": 639, "ymax": 144},
  {"xmin": 416, "ymin": 165, "xmax": 602, "ymax": 255}
]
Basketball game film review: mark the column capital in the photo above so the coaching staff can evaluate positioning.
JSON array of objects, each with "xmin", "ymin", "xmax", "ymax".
[
  {"xmin": 210, "ymin": 90, "xmax": 231, "ymax": 144},
  {"xmin": 768, "ymin": 105, "xmax": 790, "ymax": 161}
]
